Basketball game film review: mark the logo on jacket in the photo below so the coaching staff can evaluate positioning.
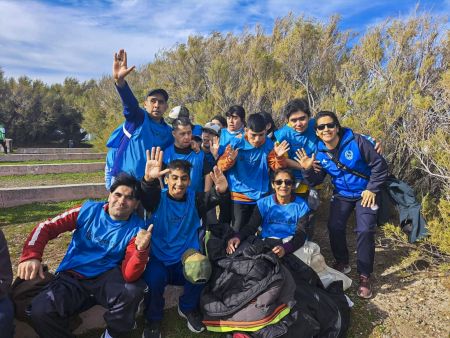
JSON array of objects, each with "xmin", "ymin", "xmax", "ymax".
[{"xmin": 344, "ymin": 150, "xmax": 353, "ymax": 160}]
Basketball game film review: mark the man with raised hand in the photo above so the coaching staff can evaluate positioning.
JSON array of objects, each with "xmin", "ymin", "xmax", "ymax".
[
  {"xmin": 140, "ymin": 147, "xmax": 229, "ymax": 338},
  {"xmin": 105, "ymin": 49, "xmax": 173, "ymax": 189},
  {"xmin": 17, "ymin": 173, "xmax": 152, "ymax": 338}
]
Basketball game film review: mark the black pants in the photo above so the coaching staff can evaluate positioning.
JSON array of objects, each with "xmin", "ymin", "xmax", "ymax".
[
  {"xmin": 231, "ymin": 202, "xmax": 257, "ymax": 232},
  {"xmin": 327, "ymin": 195, "xmax": 378, "ymax": 277},
  {"xmin": 30, "ymin": 267, "xmax": 146, "ymax": 338}
]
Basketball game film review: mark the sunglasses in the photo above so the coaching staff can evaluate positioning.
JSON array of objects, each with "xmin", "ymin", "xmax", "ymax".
[
  {"xmin": 316, "ymin": 122, "xmax": 337, "ymax": 131},
  {"xmin": 273, "ymin": 179, "xmax": 294, "ymax": 186}
]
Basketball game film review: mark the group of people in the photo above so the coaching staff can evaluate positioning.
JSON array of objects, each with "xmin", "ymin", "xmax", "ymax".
[{"xmin": 0, "ymin": 49, "xmax": 388, "ymax": 338}]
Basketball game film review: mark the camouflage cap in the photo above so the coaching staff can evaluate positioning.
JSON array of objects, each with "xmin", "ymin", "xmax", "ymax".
[{"xmin": 182, "ymin": 249, "xmax": 212, "ymax": 284}]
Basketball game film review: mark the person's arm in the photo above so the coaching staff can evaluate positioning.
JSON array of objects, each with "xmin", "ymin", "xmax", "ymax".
[
  {"xmin": 121, "ymin": 224, "xmax": 153, "ymax": 282},
  {"xmin": 17, "ymin": 206, "xmax": 81, "ymax": 280},
  {"xmin": 280, "ymin": 213, "xmax": 309, "ymax": 254},
  {"xmin": 356, "ymin": 134, "xmax": 389, "ymax": 193},
  {"xmin": 217, "ymin": 144, "xmax": 238, "ymax": 172},
  {"xmin": 112, "ymin": 49, "xmax": 144, "ymax": 124},
  {"xmin": 196, "ymin": 166, "xmax": 229, "ymax": 217},
  {"xmin": 140, "ymin": 178, "xmax": 162, "ymax": 213},
  {"xmin": 202, "ymin": 155, "xmax": 213, "ymax": 192},
  {"xmin": 0, "ymin": 230, "xmax": 13, "ymax": 296},
  {"xmin": 227, "ymin": 206, "xmax": 262, "ymax": 254}
]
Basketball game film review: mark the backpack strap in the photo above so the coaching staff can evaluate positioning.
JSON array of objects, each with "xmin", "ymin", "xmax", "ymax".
[{"xmin": 325, "ymin": 152, "xmax": 370, "ymax": 180}]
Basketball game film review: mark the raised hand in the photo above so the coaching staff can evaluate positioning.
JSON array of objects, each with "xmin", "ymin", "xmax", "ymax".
[
  {"xmin": 113, "ymin": 49, "xmax": 136, "ymax": 86},
  {"xmin": 274, "ymin": 140, "xmax": 290, "ymax": 157},
  {"xmin": 144, "ymin": 147, "xmax": 169, "ymax": 181},
  {"xmin": 294, "ymin": 148, "xmax": 316, "ymax": 170},
  {"xmin": 17, "ymin": 259, "xmax": 45, "ymax": 280},
  {"xmin": 135, "ymin": 224, "xmax": 153, "ymax": 250},
  {"xmin": 226, "ymin": 237, "xmax": 241, "ymax": 255},
  {"xmin": 228, "ymin": 147, "xmax": 239, "ymax": 162},
  {"xmin": 210, "ymin": 136, "xmax": 220, "ymax": 159},
  {"xmin": 210, "ymin": 166, "xmax": 228, "ymax": 193}
]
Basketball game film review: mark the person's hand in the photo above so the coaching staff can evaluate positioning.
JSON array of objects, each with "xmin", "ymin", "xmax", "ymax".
[
  {"xmin": 135, "ymin": 224, "xmax": 153, "ymax": 250},
  {"xmin": 274, "ymin": 140, "xmax": 290, "ymax": 157},
  {"xmin": 210, "ymin": 136, "xmax": 220, "ymax": 159},
  {"xmin": 294, "ymin": 148, "xmax": 316, "ymax": 170},
  {"xmin": 210, "ymin": 166, "xmax": 228, "ymax": 193},
  {"xmin": 228, "ymin": 148, "xmax": 239, "ymax": 162},
  {"xmin": 227, "ymin": 237, "xmax": 241, "ymax": 254},
  {"xmin": 272, "ymin": 245, "xmax": 286, "ymax": 258},
  {"xmin": 361, "ymin": 190, "xmax": 376, "ymax": 208},
  {"xmin": 113, "ymin": 49, "xmax": 136, "ymax": 87},
  {"xmin": 374, "ymin": 139, "xmax": 383, "ymax": 155},
  {"xmin": 144, "ymin": 147, "xmax": 169, "ymax": 181},
  {"xmin": 312, "ymin": 161, "xmax": 322, "ymax": 172},
  {"xmin": 17, "ymin": 259, "xmax": 45, "ymax": 280}
]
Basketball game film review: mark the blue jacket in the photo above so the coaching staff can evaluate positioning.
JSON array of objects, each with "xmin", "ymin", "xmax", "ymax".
[
  {"xmin": 57, "ymin": 201, "xmax": 146, "ymax": 277},
  {"xmin": 258, "ymin": 194, "xmax": 310, "ymax": 239},
  {"xmin": 274, "ymin": 119, "xmax": 318, "ymax": 181},
  {"xmin": 106, "ymin": 82, "xmax": 173, "ymax": 181},
  {"xmin": 304, "ymin": 128, "xmax": 388, "ymax": 199},
  {"xmin": 218, "ymin": 127, "xmax": 244, "ymax": 155}
]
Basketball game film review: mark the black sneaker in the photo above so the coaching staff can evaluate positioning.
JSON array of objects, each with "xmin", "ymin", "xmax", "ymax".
[
  {"xmin": 332, "ymin": 261, "xmax": 351, "ymax": 274},
  {"xmin": 142, "ymin": 320, "xmax": 162, "ymax": 338},
  {"xmin": 178, "ymin": 306, "xmax": 205, "ymax": 333}
]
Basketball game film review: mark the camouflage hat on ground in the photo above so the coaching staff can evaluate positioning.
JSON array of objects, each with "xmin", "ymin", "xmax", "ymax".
[{"xmin": 182, "ymin": 249, "xmax": 212, "ymax": 284}]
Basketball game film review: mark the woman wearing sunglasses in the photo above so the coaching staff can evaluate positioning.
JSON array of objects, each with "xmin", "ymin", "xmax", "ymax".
[
  {"xmin": 226, "ymin": 168, "xmax": 311, "ymax": 259},
  {"xmin": 296, "ymin": 111, "xmax": 388, "ymax": 299}
]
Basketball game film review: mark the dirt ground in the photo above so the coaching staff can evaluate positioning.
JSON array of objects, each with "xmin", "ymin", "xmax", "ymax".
[{"xmin": 312, "ymin": 204, "xmax": 450, "ymax": 338}]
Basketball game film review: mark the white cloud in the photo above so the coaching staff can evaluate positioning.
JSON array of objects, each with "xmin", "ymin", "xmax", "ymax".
[{"xmin": 0, "ymin": 0, "xmax": 447, "ymax": 84}]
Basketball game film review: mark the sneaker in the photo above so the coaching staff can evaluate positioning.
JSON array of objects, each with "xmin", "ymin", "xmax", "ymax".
[
  {"xmin": 142, "ymin": 321, "xmax": 162, "ymax": 338},
  {"xmin": 332, "ymin": 261, "xmax": 351, "ymax": 274},
  {"xmin": 178, "ymin": 305, "xmax": 205, "ymax": 333},
  {"xmin": 357, "ymin": 275, "xmax": 373, "ymax": 299}
]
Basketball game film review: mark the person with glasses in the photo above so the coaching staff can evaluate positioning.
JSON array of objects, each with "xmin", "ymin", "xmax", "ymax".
[
  {"xmin": 296, "ymin": 111, "xmax": 388, "ymax": 299},
  {"xmin": 105, "ymin": 49, "xmax": 173, "ymax": 189},
  {"xmin": 226, "ymin": 168, "xmax": 310, "ymax": 258}
]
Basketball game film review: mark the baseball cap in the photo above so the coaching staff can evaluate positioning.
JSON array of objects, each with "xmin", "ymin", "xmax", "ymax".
[
  {"xmin": 182, "ymin": 249, "xmax": 212, "ymax": 284},
  {"xmin": 202, "ymin": 122, "xmax": 221, "ymax": 136},
  {"xmin": 147, "ymin": 88, "xmax": 169, "ymax": 101},
  {"xmin": 168, "ymin": 106, "xmax": 190, "ymax": 120}
]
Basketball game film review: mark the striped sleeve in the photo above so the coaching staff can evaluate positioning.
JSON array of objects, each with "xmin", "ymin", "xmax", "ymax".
[{"xmin": 19, "ymin": 206, "xmax": 81, "ymax": 263}]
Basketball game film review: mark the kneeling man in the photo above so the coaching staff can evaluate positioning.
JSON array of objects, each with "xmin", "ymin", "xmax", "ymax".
[{"xmin": 17, "ymin": 173, "xmax": 152, "ymax": 338}]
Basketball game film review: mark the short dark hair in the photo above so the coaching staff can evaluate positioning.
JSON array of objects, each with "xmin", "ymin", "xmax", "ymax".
[
  {"xmin": 147, "ymin": 88, "xmax": 169, "ymax": 101},
  {"xmin": 246, "ymin": 113, "xmax": 266, "ymax": 133},
  {"xmin": 225, "ymin": 105, "xmax": 246, "ymax": 121},
  {"xmin": 167, "ymin": 159, "xmax": 192, "ymax": 175},
  {"xmin": 272, "ymin": 168, "xmax": 295, "ymax": 183},
  {"xmin": 315, "ymin": 111, "xmax": 343, "ymax": 137},
  {"xmin": 211, "ymin": 115, "xmax": 227, "ymax": 128},
  {"xmin": 284, "ymin": 98, "xmax": 311, "ymax": 119},
  {"xmin": 172, "ymin": 117, "xmax": 193, "ymax": 131},
  {"xmin": 110, "ymin": 173, "xmax": 142, "ymax": 200},
  {"xmin": 259, "ymin": 111, "xmax": 277, "ymax": 134}
]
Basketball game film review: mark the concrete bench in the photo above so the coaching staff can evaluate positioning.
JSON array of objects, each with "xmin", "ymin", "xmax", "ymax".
[
  {"xmin": 0, "ymin": 183, "xmax": 108, "ymax": 208},
  {"xmin": 0, "ymin": 153, "xmax": 106, "ymax": 162},
  {"xmin": 0, "ymin": 162, "xmax": 104, "ymax": 176},
  {"xmin": 14, "ymin": 148, "xmax": 96, "ymax": 154}
]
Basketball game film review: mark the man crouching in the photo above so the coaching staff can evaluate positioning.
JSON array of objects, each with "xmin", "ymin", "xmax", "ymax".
[{"xmin": 17, "ymin": 173, "xmax": 152, "ymax": 338}]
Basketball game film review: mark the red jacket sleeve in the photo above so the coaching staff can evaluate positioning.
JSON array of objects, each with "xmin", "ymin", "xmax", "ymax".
[
  {"xmin": 121, "ymin": 237, "xmax": 150, "ymax": 282},
  {"xmin": 19, "ymin": 206, "xmax": 81, "ymax": 263}
]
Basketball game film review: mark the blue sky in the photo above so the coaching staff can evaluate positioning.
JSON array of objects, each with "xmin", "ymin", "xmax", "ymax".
[{"xmin": 0, "ymin": 0, "xmax": 448, "ymax": 84}]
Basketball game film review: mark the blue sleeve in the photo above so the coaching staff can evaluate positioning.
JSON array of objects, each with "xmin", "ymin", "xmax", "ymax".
[
  {"xmin": 355, "ymin": 134, "xmax": 388, "ymax": 193},
  {"xmin": 115, "ymin": 81, "xmax": 144, "ymax": 126}
]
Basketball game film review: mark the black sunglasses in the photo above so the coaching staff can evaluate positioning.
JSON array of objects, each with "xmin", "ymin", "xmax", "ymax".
[
  {"xmin": 273, "ymin": 179, "xmax": 294, "ymax": 186},
  {"xmin": 316, "ymin": 122, "xmax": 337, "ymax": 131}
]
